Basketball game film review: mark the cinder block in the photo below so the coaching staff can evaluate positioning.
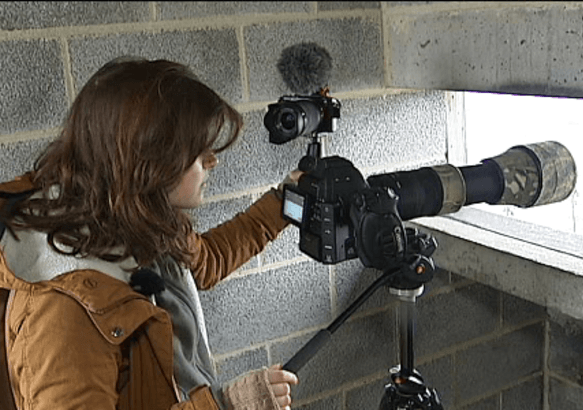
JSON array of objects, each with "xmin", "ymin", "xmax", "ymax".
[
  {"xmin": 549, "ymin": 377, "xmax": 583, "ymax": 410},
  {"xmin": 416, "ymin": 283, "xmax": 499, "ymax": 358},
  {"xmin": 270, "ymin": 310, "xmax": 398, "ymax": 401},
  {"xmin": 455, "ymin": 323, "xmax": 544, "ymax": 402},
  {"xmin": 449, "ymin": 271, "xmax": 468, "ymax": 285},
  {"xmin": 425, "ymin": 267, "xmax": 452, "ymax": 291},
  {"xmin": 502, "ymin": 376, "xmax": 543, "ymax": 410},
  {"xmin": 200, "ymin": 260, "xmax": 331, "ymax": 355},
  {"xmin": 0, "ymin": 138, "xmax": 53, "ymax": 182},
  {"xmin": 269, "ymin": 329, "xmax": 318, "ymax": 370},
  {"xmin": 502, "ymin": 292, "xmax": 546, "ymax": 327},
  {"xmin": 244, "ymin": 17, "xmax": 384, "ymax": 102},
  {"xmin": 260, "ymin": 225, "xmax": 305, "ymax": 266},
  {"xmin": 210, "ymin": 91, "xmax": 447, "ymax": 197},
  {"xmin": 334, "ymin": 258, "xmax": 393, "ymax": 314},
  {"xmin": 69, "ymin": 29, "xmax": 242, "ymax": 104},
  {"xmin": 318, "ymin": 2, "xmax": 380, "ymax": 11},
  {"xmin": 459, "ymin": 395, "xmax": 500, "ymax": 410},
  {"xmin": 334, "ymin": 263, "xmax": 451, "ymax": 321},
  {"xmin": 214, "ymin": 347, "xmax": 268, "ymax": 386},
  {"xmin": 190, "ymin": 195, "xmax": 255, "ymax": 233},
  {"xmin": 388, "ymin": 9, "xmax": 498, "ymax": 91},
  {"xmin": 416, "ymin": 355, "xmax": 454, "ymax": 409},
  {"xmin": 576, "ymin": 191, "xmax": 582, "ymax": 236},
  {"xmin": 189, "ymin": 195, "xmax": 259, "ymax": 271},
  {"xmin": 345, "ymin": 378, "xmax": 388, "ymax": 410},
  {"xmin": 326, "ymin": 92, "xmax": 447, "ymax": 172},
  {"xmin": 386, "ymin": 2, "xmax": 435, "ymax": 6},
  {"xmin": 549, "ymin": 5, "xmax": 583, "ymax": 96},
  {"xmin": 0, "ymin": 2, "xmax": 150, "ymax": 30},
  {"xmin": 494, "ymin": 7, "xmax": 549, "ymax": 94},
  {"xmin": 549, "ymin": 313, "xmax": 583, "ymax": 382},
  {"xmin": 205, "ymin": 110, "xmax": 306, "ymax": 197},
  {"xmin": 387, "ymin": 5, "xmax": 583, "ymax": 97},
  {"xmin": 0, "ymin": 40, "xmax": 67, "ymax": 134},
  {"xmin": 295, "ymin": 393, "xmax": 342, "ymax": 410},
  {"xmin": 158, "ymin": 2, "xmax": 311, "ymax": 20}
]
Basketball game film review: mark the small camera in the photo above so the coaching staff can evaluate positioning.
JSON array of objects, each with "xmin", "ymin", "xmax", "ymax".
[{"xmin": 264, "ymin": 93, "xmax": 341, "ymax": 144}]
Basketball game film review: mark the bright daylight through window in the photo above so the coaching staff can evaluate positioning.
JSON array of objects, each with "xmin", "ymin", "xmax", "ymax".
[{"xmin": 463, "ymin": 91, "xmax": 582, "ymax": 237}]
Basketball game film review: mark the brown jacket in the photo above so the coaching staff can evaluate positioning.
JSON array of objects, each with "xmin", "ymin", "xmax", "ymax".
[{"xmin": 0, "ymin": 174, "xmax": 289, "ymax": 410}]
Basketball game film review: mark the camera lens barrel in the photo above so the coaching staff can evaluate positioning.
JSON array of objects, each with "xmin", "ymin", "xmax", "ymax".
[
  {"xmin": 264, "ymin": 100, "xmax": 324, "ymax": 144},
  {"xmin": 368, "ymin": 141, "xmax": 576, "ymax": 221},
  {"xmin": 367, "ymin": 168, "xmax": 444, "ymax": 221},
  {"xmin": 491, "ymin": 141, "xmax": 576, "ymax": 207}
]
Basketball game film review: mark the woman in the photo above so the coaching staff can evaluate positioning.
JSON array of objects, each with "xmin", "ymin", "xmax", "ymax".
[{"xmin": 0, "ymin": 57, "xmax": 300, "ymax": 410}]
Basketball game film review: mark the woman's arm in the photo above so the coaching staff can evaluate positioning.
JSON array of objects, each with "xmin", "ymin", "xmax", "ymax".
[
  {"xmin": 187, "ymin": 189, "xmax": 288, "ymax": 290},
  {"xmin": 188, "ymin": 170, "xmax": 303, "ymax": 290}
]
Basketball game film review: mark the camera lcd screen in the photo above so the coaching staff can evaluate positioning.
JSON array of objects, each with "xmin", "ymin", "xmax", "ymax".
[{"xmin": 283, "ymin": 189, "xmax": 305, "ymax": 224}]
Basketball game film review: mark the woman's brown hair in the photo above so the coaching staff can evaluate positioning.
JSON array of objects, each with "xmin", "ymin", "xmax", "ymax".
[{"xmin": 9, "ymin": 57, "xmax": 243, "ymax": 268}]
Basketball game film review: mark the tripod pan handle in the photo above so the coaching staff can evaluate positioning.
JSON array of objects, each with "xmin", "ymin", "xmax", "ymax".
[{"xmin": 282, "ymin": 329, "xmax": 331, "ymax": 374}]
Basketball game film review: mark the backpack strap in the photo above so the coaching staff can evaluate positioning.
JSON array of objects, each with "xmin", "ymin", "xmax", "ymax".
[
  {"xmin": 0, "ymin": 189, "xmax": 34, "ymax": 410},
  {"xmin": 0, "ymin": 188, "xmax": 35, "ymax": 240},
  {"xmin": 0, "ymin": 288, "xmax": 16, "ymax": 410}
]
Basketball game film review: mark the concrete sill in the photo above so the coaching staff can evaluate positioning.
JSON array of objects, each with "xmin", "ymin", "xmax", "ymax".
[{"xmin": 411, "ymin": 207, "xmax": 583, "ymax": 320}]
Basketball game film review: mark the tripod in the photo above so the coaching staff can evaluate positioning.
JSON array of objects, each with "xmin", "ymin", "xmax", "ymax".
[
  {"xmin": 379, "ymin": 286, "xmax": 443, "ymax": 409},
  {"xmin": 282, "ymin": 227, "xmax": 444, "ymax": 410}
]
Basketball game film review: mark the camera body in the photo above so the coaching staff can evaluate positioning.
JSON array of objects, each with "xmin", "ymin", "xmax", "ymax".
[
  {"xmin": 282, "ymin": 156, "xmax": 364, "ymax": 264},
  {"xmin": 282, "ymin": 155, "xmax": 408, "ymax": 270},
  {"xmin": 264, "ymin": 93, "xmax": 340, "ymax": 144}
]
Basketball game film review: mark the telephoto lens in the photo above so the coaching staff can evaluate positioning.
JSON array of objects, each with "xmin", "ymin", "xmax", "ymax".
[{"xmin": 367, "ymin": 141, "xmax": 576, "ymax": 221}]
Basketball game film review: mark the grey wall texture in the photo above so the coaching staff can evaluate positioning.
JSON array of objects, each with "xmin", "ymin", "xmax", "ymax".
[{"xmin": 1, "ymin": 2, "xmax": 582, "ymax": 409}]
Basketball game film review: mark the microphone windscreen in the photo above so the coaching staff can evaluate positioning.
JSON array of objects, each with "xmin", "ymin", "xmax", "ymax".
[{"xmin": 277, "ymin": 42, "xmax": 332, "ymax": 95}]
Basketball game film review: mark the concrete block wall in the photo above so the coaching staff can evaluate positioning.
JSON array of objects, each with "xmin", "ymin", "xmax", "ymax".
[
  {"xmin": 386, "ymin": 1, "xmax": 583, "ymax": 98},
  {"xmin": 547, "ymin": 311, "xmax": 583, "ymax": 408},
  {"xmin": 1, "ymin": 2, "xmax": 581, "ymax": 409}
]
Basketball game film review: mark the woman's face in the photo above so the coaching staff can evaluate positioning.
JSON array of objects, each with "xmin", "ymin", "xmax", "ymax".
[{"xmin": 168, "ymin": 151, "xmax": 218, "ymax": 209}]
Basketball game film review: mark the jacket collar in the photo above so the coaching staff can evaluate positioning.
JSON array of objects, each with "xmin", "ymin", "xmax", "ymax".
[
  {"xmin": 47, "ymin": 269, "xmax": 169, "ymax": 345},
  {"xmin": 0, "ymin": 246, "xmax": 166, "ymax": 340}
]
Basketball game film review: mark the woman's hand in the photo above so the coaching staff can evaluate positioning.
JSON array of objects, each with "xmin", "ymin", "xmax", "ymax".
[
  {"xmin": 222, "ymin": 364, "xmax": 299, "ymax": 410},
  {"xmin": 277, "ymin": 169, "xmax": 304, "ymax": 198},
  {"xmin": 267, "ymin": 365, "xmax": 299, "ymax": 410}
]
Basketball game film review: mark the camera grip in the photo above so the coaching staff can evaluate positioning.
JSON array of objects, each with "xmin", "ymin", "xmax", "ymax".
[{"xmin": 282, "ymin": 329, "xmax": 332, "ymax": 374}]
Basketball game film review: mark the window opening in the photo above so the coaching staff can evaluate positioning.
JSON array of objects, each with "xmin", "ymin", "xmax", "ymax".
[{"xmin": 463, "ymin": 91, "xmax": 582, "ymax": 236}]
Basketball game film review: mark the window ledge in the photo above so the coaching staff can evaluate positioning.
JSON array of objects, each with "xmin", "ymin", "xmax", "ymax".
[{"xmin": 411, "ymin": 207, "xmax": 583, "ymax": 320}]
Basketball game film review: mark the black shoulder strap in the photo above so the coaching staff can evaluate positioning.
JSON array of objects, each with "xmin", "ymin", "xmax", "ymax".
[
  {"xmin": 0, "ymin": 189, "xmax": 35, "ymax": 241},
  {"xmin": 0, "ymin": 190, "xmax": 31, "ymax": 410},
  {"xmin": 0, "ymin": 288, "xmax": 16, "ymax": 410}
]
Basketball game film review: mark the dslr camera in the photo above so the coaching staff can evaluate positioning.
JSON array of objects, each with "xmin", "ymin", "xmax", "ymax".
[{"xmin": 264, "ymin": 89, "xmax": 576, "ymax": 277}]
